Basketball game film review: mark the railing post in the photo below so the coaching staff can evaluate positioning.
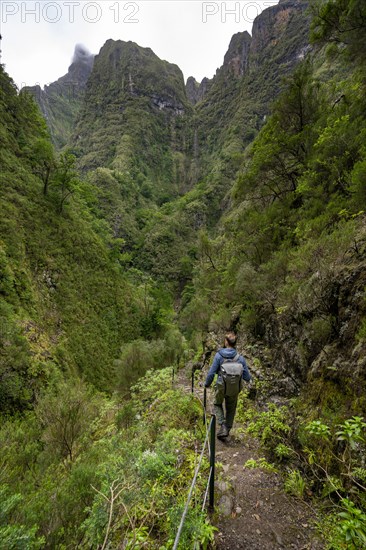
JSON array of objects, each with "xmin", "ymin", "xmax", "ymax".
[
  {"xmin": 209, "ymin": 414, "xmax": 216, "ymax": 511},
  {"xmin": 191, "ymin": 369, "xmax": 194, "ymax": 394},
  {"xmin": 203, "ymin": 387, "xmax": 207, "ymax": 425}
]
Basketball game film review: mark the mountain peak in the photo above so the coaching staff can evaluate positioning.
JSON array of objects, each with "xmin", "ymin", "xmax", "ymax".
[
  {"xmin": 71, "ymin": 43, "xmax": 94, "ymax": 66},
  {"xmin": 223, "ymin": 30, "xmax": 252, "ymax": 77},
  {"xmin": 91, "ymin": 38, "xmax": 187, "ymax": 107},
  {"xmin": 57, "ymin": 43, "xmax": 94, "ymax": 88}
]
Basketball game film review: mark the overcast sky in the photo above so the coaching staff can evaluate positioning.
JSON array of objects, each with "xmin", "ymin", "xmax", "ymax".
[{"xmin": 1, "ymin": 1, "xmax": 279, "ymax": 89}]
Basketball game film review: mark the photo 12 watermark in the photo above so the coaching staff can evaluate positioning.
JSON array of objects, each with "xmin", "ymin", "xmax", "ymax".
[
  {"xmin": 0, "ymin": 1, "xmax": 279, "ymax": 27},
  {"xmin": 202, "ymin": 1, "xmax": 277, "ymax": 24},
  {"xmin": 1, "ymin": 1, "xmax": 140, "ymax": 24}
]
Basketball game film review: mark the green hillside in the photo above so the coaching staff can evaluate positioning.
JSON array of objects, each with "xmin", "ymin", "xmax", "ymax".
[
  {"xmin": 0, "ymin": 67, "xmax": 182, "ymax": 413},
  {"xmin": 72, "ymin": 39, "xmax": 194, "ymax": 203}
]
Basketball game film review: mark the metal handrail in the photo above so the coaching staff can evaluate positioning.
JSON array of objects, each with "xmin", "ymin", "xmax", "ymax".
[{"xmin": 172, "ymin": 379, "xmax": 216, "ymax": 549}]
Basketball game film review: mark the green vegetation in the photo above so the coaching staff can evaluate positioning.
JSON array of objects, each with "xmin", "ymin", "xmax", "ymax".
[
  {"xmin": 311, "ymin": 0, "xmax": 366, "ymax": 65},
  {"xmin": 72, "ymin": 40, "xmax": 194, "ymax": 204},
  {"xmin": 284, "ymin": 470, "xmax": 307, "ymax": 499},
  {"xmin": 0, "ymin": 368, "xmax": 215, "ymax": 548},
  {"xmin": 24, "ymin": 82, "xmax": 87, "ymax": 150},
  {"xmin": 243, "ymin": 457, "xmax": 278, "ymax": 473},
  {"xmin": 23, "ymin": 45, "xmax": 94, "ymax": 150},
  {"xmin": 178, "ymin": 2, "xmax": 366, "ymax": 423},
  {"xmin": 0, "ymin": 65, "xmax": 182, "ymax": 412},
  {"xmin": 235, "ymin": 390, "xmax": 366, "ymax": 548},
  {"xmin": 206, "ymin": 9, "xmax": 366, "ymax": 529}
]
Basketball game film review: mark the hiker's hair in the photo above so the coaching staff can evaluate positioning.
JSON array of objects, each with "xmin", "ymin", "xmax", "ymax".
[{"xmin": 225, "ymin": 332, "xmax": 237, "ymax": 346}]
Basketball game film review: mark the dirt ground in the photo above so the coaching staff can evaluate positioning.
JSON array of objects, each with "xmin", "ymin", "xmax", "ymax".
[{"xmin": 214, "ymin": 430, "xmax": 324, "ymax": 549}]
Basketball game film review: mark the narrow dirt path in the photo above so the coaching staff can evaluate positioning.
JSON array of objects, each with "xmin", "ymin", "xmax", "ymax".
[
  {"xmin": 176, "ymin": 367, "xmax": 324, "ymax": 549},
  {"xmin": 213, "ymin": 429, "xmax": 323, "ymax": 549}
]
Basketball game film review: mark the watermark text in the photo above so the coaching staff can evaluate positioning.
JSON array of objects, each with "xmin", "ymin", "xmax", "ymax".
[
  {"xmin": 1, "ymin": 1, "xmax": 139, "ymax": 24},
  {"xmin": 202, "ymin": 1, "xmax": 277, "ymax": 24}
]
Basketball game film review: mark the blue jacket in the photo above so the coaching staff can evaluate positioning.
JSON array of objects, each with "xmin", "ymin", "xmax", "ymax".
[{"xmin": 205, "ymin": 347, "xmax": 251, "ymax": 387}]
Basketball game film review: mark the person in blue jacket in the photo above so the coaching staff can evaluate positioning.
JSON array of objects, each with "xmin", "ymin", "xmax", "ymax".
[{"xmin": 205, "ymin": 332, "xmax": 251, "ymax": 439}]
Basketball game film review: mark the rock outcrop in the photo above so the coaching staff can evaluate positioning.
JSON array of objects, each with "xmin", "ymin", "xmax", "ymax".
[
  {"xmin": 250, "ymin": 0, "xmax": 309, "ymax": 68},
  {"xmin": 223, "ymin": 31, "xmax": 252, "ymax": 77},
  {"xmin": 88, "ymin": 39, "xmax": 187, "ymax": 114},
  {"xmin": 186, "ymin": 76, "xmax": 200, "ymax": 104},
  {"xmin": 218, "ymin": 0, "xmax": 309, "ymax": 77},
  {"xmin": 185, "ymin": 76, "xmax": 212, "ymax": 105}
]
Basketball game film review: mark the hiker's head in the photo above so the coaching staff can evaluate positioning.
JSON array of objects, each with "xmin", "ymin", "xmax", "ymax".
[{"xmin": 224, "ymin": 332, "xmax": 237, "ymax": 348}]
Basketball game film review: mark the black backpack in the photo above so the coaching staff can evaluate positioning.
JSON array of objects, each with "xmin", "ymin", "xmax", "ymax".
[{"xmin": 219, "ymin": 353, "xmax": 244, "ymax": 397}]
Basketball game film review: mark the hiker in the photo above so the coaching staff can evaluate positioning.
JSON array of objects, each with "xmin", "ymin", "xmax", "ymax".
[{"xmin": 204, "ymin": 332, "xmax": 251, "ymax": 439}]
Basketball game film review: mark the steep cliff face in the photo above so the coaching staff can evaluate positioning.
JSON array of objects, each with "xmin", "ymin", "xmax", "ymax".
[
  {"xmin": 21, "ymin": 1, "xmax": 313, "ymax": 280},
  {"xmin": 192, "ymin": 0, "xmax": 310, "ymax": 189},
  {"xmin": 27, "ymin": 2, "xmax": 309, "ymax": 159},
  {"xmin": 0, "ymin": 65, "xmax": 146, "ymax": 411},
  {"xmin": 212, "ymin": 0, "xmax": 309, "ymax": 79},
  {"xmin": 223, "ymin": 31, "xmax": 252, "ymax": 77},
  {"xmin": 26, "ymin": 2, "xmax": 309, "ymax": 175},
  {"xmin": 23, "ymin": 45, "xmax": 94, "ymax": 149},
  {"xmin": 250, "ymin": 0, "xmax": 310, "ymax": 67},
  {"xmin": 256, "ymin": 251, "xmax": 366, "ymax": 405},
  {"xmin": 89, "ymin": 39, "xmax": 187, "ymax": 112},
  {"xmin": 185, "ymin": 76, "xmax": 200, "ymax": 104}
]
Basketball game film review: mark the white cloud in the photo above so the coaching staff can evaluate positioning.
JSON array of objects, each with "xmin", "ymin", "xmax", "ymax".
[{"xmin": 1, "ymin": 1, "xmax": 279, "ymax": 89}]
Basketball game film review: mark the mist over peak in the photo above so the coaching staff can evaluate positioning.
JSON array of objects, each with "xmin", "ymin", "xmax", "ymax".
[{"xmin": 71, "ymin": 43, "xmax": 94, "ymax": 66}]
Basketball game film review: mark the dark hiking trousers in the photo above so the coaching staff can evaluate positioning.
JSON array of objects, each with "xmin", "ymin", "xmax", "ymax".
[{"xmin": 214, "ymin": 381, "xmax": 239, "ymax": 429}]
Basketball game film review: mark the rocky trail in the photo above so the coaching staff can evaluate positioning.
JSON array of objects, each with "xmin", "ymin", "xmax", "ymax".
[{"xmin": 176, "ymin": 367, "xmax": 324, "ymax": 549}]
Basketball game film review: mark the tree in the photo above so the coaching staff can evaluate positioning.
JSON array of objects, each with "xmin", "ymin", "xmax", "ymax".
[
  {"xmin": 36, "ymin": 380, "xmax": 99, "ymax": 462},
  {"xmin": 54, "ymin": 150, "xmax": 81, "ymax": 213},
  {"xmin": 0, "ymin": 486, "xmax": 44, "ymax": 549},
  {"xmin": 234, "ymin": 62, "xmax": 322, "ymax": 207},
  {"xmin": 311, "ymin": 0, "xmax": 366, "ymax": 64},
  {"xmin": 28, "ymin": 138, "xmax": 56, "ymax": 195}
]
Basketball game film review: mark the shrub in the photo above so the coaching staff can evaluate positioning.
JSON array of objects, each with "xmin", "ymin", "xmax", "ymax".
[{"xmin": 284, "ymin": 470, "xmax": 307, "ymax": 499}]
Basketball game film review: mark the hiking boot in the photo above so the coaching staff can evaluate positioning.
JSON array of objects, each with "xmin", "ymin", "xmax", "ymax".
[{"xmin": 217, "ymin": 424, "xmax": 229, "ymax": 439}]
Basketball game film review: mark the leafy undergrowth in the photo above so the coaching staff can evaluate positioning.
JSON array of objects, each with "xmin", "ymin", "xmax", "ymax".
[
  {"xmin": 0, "ymin": 367, "xmax": 216, "ymax": 549},
  {"xmin": 235, "ymin": 392, "xmax": 366, "ymax": 549}
]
